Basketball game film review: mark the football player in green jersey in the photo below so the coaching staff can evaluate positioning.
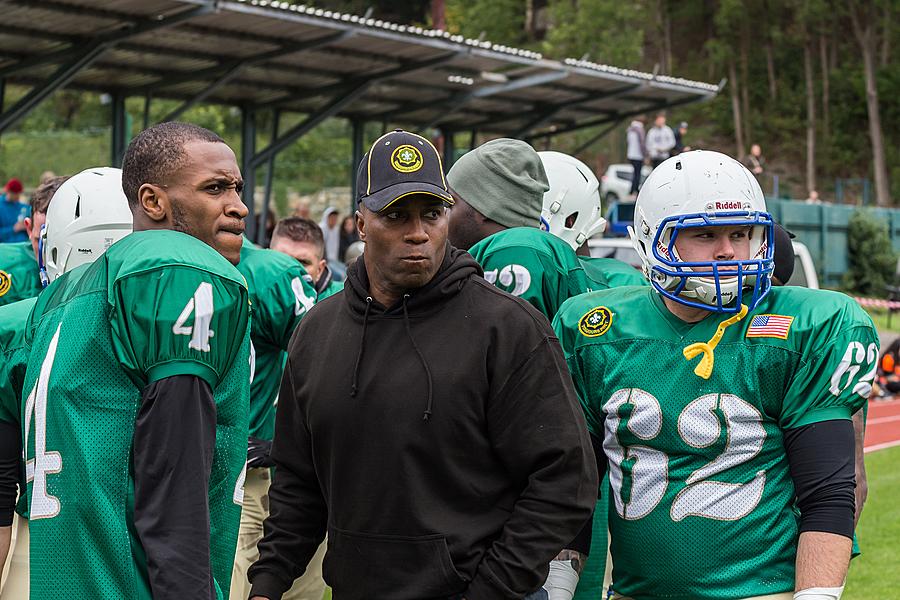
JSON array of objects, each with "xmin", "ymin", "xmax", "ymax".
[
  {"xmin": 21, "ymin": 122, "xmax": 251, "ymax": 600},
  {"xmin": 554, "ymin": 150, "xmax": 878, "ymax": 600},
  {"xmin": 0, "ymin": 177, "xmax": 68, "ymax": 307},
  {"xmin": 270, "ymin": 216, "xmax": 344, "ymax": 300},
  {"xmin": 539, "ymin": 150, "xmax": 646, "ymax": 292},
  {"xmin": 0, "ymin": 167, "xmax": 132, "ymax": 599},
  {"xmin": 231, "ymin": 235, "xmax": 323, "ymax": 600},
  {"xmin": 447, "ymin": 138, "xmax": 591, "ymax": 319}
]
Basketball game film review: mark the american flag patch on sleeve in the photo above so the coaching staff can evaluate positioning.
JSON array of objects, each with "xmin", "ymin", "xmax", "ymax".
[{"xmin": 746, "ymin": 314, "xmax": 794, "ymax": 339}]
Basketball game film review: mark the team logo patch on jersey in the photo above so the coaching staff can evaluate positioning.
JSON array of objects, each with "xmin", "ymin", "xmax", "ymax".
[
  {"xmin": 746, "ymin": 314, "xmax": 793, "ymax": 339},
  {"xmin": 579, "ymin": 306, "xmax": 613, "ymax": 337},
  {"xmin": 391, "ymin": 145, "xmax": 424, "ymax": 173},
  {"xmin": 0, "ymin": 270, "xmax": 10, "ymax": 297}
]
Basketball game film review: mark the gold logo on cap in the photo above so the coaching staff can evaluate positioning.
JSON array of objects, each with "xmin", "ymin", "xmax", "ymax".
[
  {"xmin": 391, "ymin": 145, "xmax": 424, "ymax": 173},
  {"xmin": 0, "ymin": 270, "xmax": 10, "ymax": 297},
  {"xmin": 578, "ymin": 306, "xmax": 612, "ymax": 337}
]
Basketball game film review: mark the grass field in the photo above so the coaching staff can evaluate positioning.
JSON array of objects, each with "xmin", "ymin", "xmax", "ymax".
[
  {"xmin": 864, "ymin": 307, "xmax": 900, "ymax": 334},
  {"xmin": 844, "ymin": 445, "xmax": 900, "ymax": 599}
]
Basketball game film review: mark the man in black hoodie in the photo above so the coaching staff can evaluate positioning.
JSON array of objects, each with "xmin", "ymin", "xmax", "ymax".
[{"xmin": 248, "ymin": 130, "xmax": 598, "ymax": 600}]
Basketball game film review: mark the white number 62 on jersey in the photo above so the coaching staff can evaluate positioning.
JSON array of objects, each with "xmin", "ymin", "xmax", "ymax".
[{"xmin": 830, "ymin": 341, "xmax": 878, "ymax": 399}]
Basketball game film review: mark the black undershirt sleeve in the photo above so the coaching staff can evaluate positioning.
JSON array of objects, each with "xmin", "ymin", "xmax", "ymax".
[
  {"xmin": 566, "ymin": 434, "xmax": 609, "ymax": 557},
  {"xmin": 783, "ymin": 419, "xmax": 856, "ymax": 539},
  {"xmin": 133, "ymin": 375, "xmax": 218, "ymax": 600},
  {"xmin": 0, "ymin": 419, "xmax": 20, "ymax": 527}
]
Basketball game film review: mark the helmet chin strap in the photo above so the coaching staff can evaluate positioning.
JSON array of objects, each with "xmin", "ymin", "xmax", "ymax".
[
  {"xmin": 38, "ymin": 223, "xmax": 50, "ymax": 288},
  {"xmin": 682, "ymin": 304, "xmax": 749, "ymax": 379}
]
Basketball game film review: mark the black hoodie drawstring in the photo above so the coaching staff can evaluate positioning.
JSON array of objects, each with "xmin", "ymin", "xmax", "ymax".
[
  {"xmin": 350, "ymin": 297, "xmax": 372, "ymax": 398},
  {"xmin": 402, "ymin": 294, "xmax": 435, "ymax": 422}
]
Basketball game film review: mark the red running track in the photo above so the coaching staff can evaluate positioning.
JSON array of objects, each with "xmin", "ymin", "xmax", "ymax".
[{"xmin": 864, "ymin": 398, "xmax": 900, "ymax": 453}]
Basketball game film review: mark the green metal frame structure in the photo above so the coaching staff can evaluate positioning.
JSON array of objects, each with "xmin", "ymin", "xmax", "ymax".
[{"xmin": 0, "ymin": 0, "xmax": 722, "ymax": 241}]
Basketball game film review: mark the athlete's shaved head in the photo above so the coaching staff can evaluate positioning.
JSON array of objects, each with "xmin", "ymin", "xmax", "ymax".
[{"xmin": 121, "ymin": 121, "xmax": 224, "ymax": 208}]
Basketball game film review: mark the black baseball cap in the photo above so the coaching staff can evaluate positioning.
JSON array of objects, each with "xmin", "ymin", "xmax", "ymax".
[{"xmin": 356, "ymin": 129, "xmax": 454, "ymax": 212}]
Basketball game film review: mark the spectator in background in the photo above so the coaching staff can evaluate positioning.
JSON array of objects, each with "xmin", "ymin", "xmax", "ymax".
[
  {"xmin": 293, "ymin": 199, "xmax": 311, "ymax": 219},
  {"xmin": 338, "ymin": 215, "xmax": 359, "ymax": 263},
  {"xmin": 39, "ymin": 170, "xmax": 56, "ymax": 185},
  {"xmin": 673, "ymin": 121, "xmax": 689, "ymax": 155},
  {"xmin": 645, "ymin": 113, "xmax": 676, "ymax": 168},
  {"xmin": 745, "ymin": 143, "xmax": 766, "ymax": 184},
  {"xmin": 0, "ymin": 178, "xmax": 29, "ymax": 243},
  {"xmin": 805, "ymin": 190, "xmax": 822, "ymax": 205},
  {"xmin": 626, "ymin": 116, "xmax": 646, "ymax": 198},
  {"xmin": 319, "ymin": 206, "xmax": 340, "ymax": 262}
]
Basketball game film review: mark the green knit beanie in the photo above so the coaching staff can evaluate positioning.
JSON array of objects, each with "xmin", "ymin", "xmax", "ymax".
[{"xmin": 447, "ymin": 138, "xmax": 549, "ymax": 229}]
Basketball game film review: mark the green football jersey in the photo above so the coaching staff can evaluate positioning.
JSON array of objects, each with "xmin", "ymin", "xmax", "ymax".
[
  {"xmin": 580, "ymin": 256, "xmax": 648, "ymax": 291},
  {"xmin": 21, "ymin": 230, "xmax": 251, "ymax": 600},
  {"xmin": 318, "ymin": 278, "xmax": 344, "ymax": 301},
  {"xmin": 238, "ymin": 238, "xmax": 316, "ymax": 440},
  {"xmin": 0, "ymin": 241, "xmax": 41, "ymax": 307},
  {"xmin": 553, "ymin": 286, "xmax": 878, "ymax": 600},
  {"xmin": 0, "ymin": 297, "xmax": 36, "ymax": 519},
  {"xmin": 468, "ymin": 227, "xmax": 590, "ymax": 319}
]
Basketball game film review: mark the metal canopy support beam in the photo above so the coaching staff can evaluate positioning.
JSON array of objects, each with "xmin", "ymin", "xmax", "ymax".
[
  {"xmin": 511, "ymin": 83, "xmax": 642, "ymax": 138},
  {"xmin": 350, "ymin": 118, "xmax": 365, "ymax": 210},
  {"xmin": 110, "ymin": 93, "xmax": 127, "ymax": 167},
  {"xmin": 258, "ymin": 50, "xmax": 462, "ymax": 110},
  {"xmin": 241, "ymin": 107, "xmax": 258, "ymax": 242},
  {"xmin": 572, "ymin": 120, "xmax": 622, "ymax": 155},
  {"xmin": 250, "ymin": 82, "xmax": 373, "ymax": 171},
  {"xmin": 142, "ymin": 93, "xmax": 152, "ymax": 130},
  {"xmin": 423, "ymin": 70, "xmax": 569, "ymax": 130},
  {"xmin": 259, "ymin": 110, "xmax": 281, "ymax": 245},
  {"xmin": 441, "ymin": 129, "xmax": 455, "ymax": 168},
  {"xmin": 152, "ymin": 30, "xmax": 355, "ymax": 112},
  {"xmin": 0, "ymin": 43, "xmax": 107, "ymax": 133},
  {"xmin": 0, "ymin": 2, "xmax": 216, "ymax": 134},
  {"xmin": 526, "ymin": 94, "xmax": 706, "ymax": 141}
]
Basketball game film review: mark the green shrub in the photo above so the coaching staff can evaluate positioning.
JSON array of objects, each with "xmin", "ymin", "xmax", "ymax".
[{"xmin": 843, "ymin": 210, "xmax": 897, "ymax": 296}]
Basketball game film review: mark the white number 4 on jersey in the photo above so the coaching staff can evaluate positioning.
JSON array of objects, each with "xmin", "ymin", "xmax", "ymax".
[{"xmin": 173, "ymin": 282, "xmax": 215, "ymax": 352}]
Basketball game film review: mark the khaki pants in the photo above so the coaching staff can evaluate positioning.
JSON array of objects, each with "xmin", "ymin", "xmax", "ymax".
[
  {"xmin": 612, "ymin": 594, "xmax": 792, "ymax": 600},
  {"xmin": 231, "ymin": 468, "xmax": 326, "ymax": 600},
  {"xmin": 0, "ymin": 517, "xmax": 28, "ymax": 599}
]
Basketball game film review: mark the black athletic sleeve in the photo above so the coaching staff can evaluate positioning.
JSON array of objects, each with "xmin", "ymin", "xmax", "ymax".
[
  {"xmin": 566, "ymin": 434, "xmax": 609, "ymax": 556},
  {"xmin": 132, "ymin": 375, "xmax": 218, "ymax": 600},
  {"xmin": 0, "ymin": 419, "xmax": 20, "ymax": 527},
  {"xmin": 783, "ymin": 419, "xmax": 856, "ymax": 539}
]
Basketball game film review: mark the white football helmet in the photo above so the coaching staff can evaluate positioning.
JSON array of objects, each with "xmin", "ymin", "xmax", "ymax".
[
  {"xmin": 628, "ymin": 150, "xmax": 774, "ymax": 313},
  {"xmin": 538, "ymin": 151, "xmax": 605, "ymax": 251},
  {"xmin": 41, "ymin": 167, "xmax": 133, "ymax": 284}
]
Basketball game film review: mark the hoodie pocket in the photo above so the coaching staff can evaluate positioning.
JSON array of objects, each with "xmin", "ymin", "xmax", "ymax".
[{"xmin": 324, "ymin": 527, "xmax": 467, "ymax": 599}]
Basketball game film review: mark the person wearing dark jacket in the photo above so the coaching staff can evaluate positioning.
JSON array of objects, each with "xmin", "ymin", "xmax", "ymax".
[{"xmin": 248, "ymin": 130, "xmax": 598, "ymax": 600}]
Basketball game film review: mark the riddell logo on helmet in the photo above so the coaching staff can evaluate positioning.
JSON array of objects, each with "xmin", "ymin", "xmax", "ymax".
[{"xmin": 711, "ymin": 200, "xmax": 750, "ymax": 210}]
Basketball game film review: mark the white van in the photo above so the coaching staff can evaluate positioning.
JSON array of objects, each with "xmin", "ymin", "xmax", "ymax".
[{"xmin": 587, "ymin": 238, "xmax": 820, "ymax": 289}]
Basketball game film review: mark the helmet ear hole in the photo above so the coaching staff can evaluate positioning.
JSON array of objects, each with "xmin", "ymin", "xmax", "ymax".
[
  {"xmin": 564, "ymin": 211, "xmax": 579, "ymax": 228},
  {"xmin": 51, "ymin": 247, "xmax": 57, "ymax": 264}
]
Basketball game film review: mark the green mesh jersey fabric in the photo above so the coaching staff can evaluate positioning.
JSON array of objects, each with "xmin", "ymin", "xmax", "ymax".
[
  {"xmin": 0, "ymin": 297, "xmax": 36, "ymax": 519},
  {"xmin": 238, "ymin": 238, "xmax": 316, "ymax": 440},
  {"xmin": 580, "ymin": 256, "xmax": 648, "ymax": 291},
  {"xmin": 0, "ymin": 241, "xmax": 41, "ymax": 307},
  {"xmin": 554, "ymin": 286, "xmax": 878, "ymax": 600},
  {"xmin": 318, "ymin": 278, "xmax": 344, "ymax": 301},
  {"xmin": 468, "ymin": 227, "xmax": 590, "ymax": 320},
  {"xmin": 21, "ymin": 230, "xmax": 251, "ymax": 600}
]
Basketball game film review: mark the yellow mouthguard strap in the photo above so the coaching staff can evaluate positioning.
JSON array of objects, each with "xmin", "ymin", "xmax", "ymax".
[{"xmin": 683, "ymin": 304, "xmax": 748, "ymax": 379}]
